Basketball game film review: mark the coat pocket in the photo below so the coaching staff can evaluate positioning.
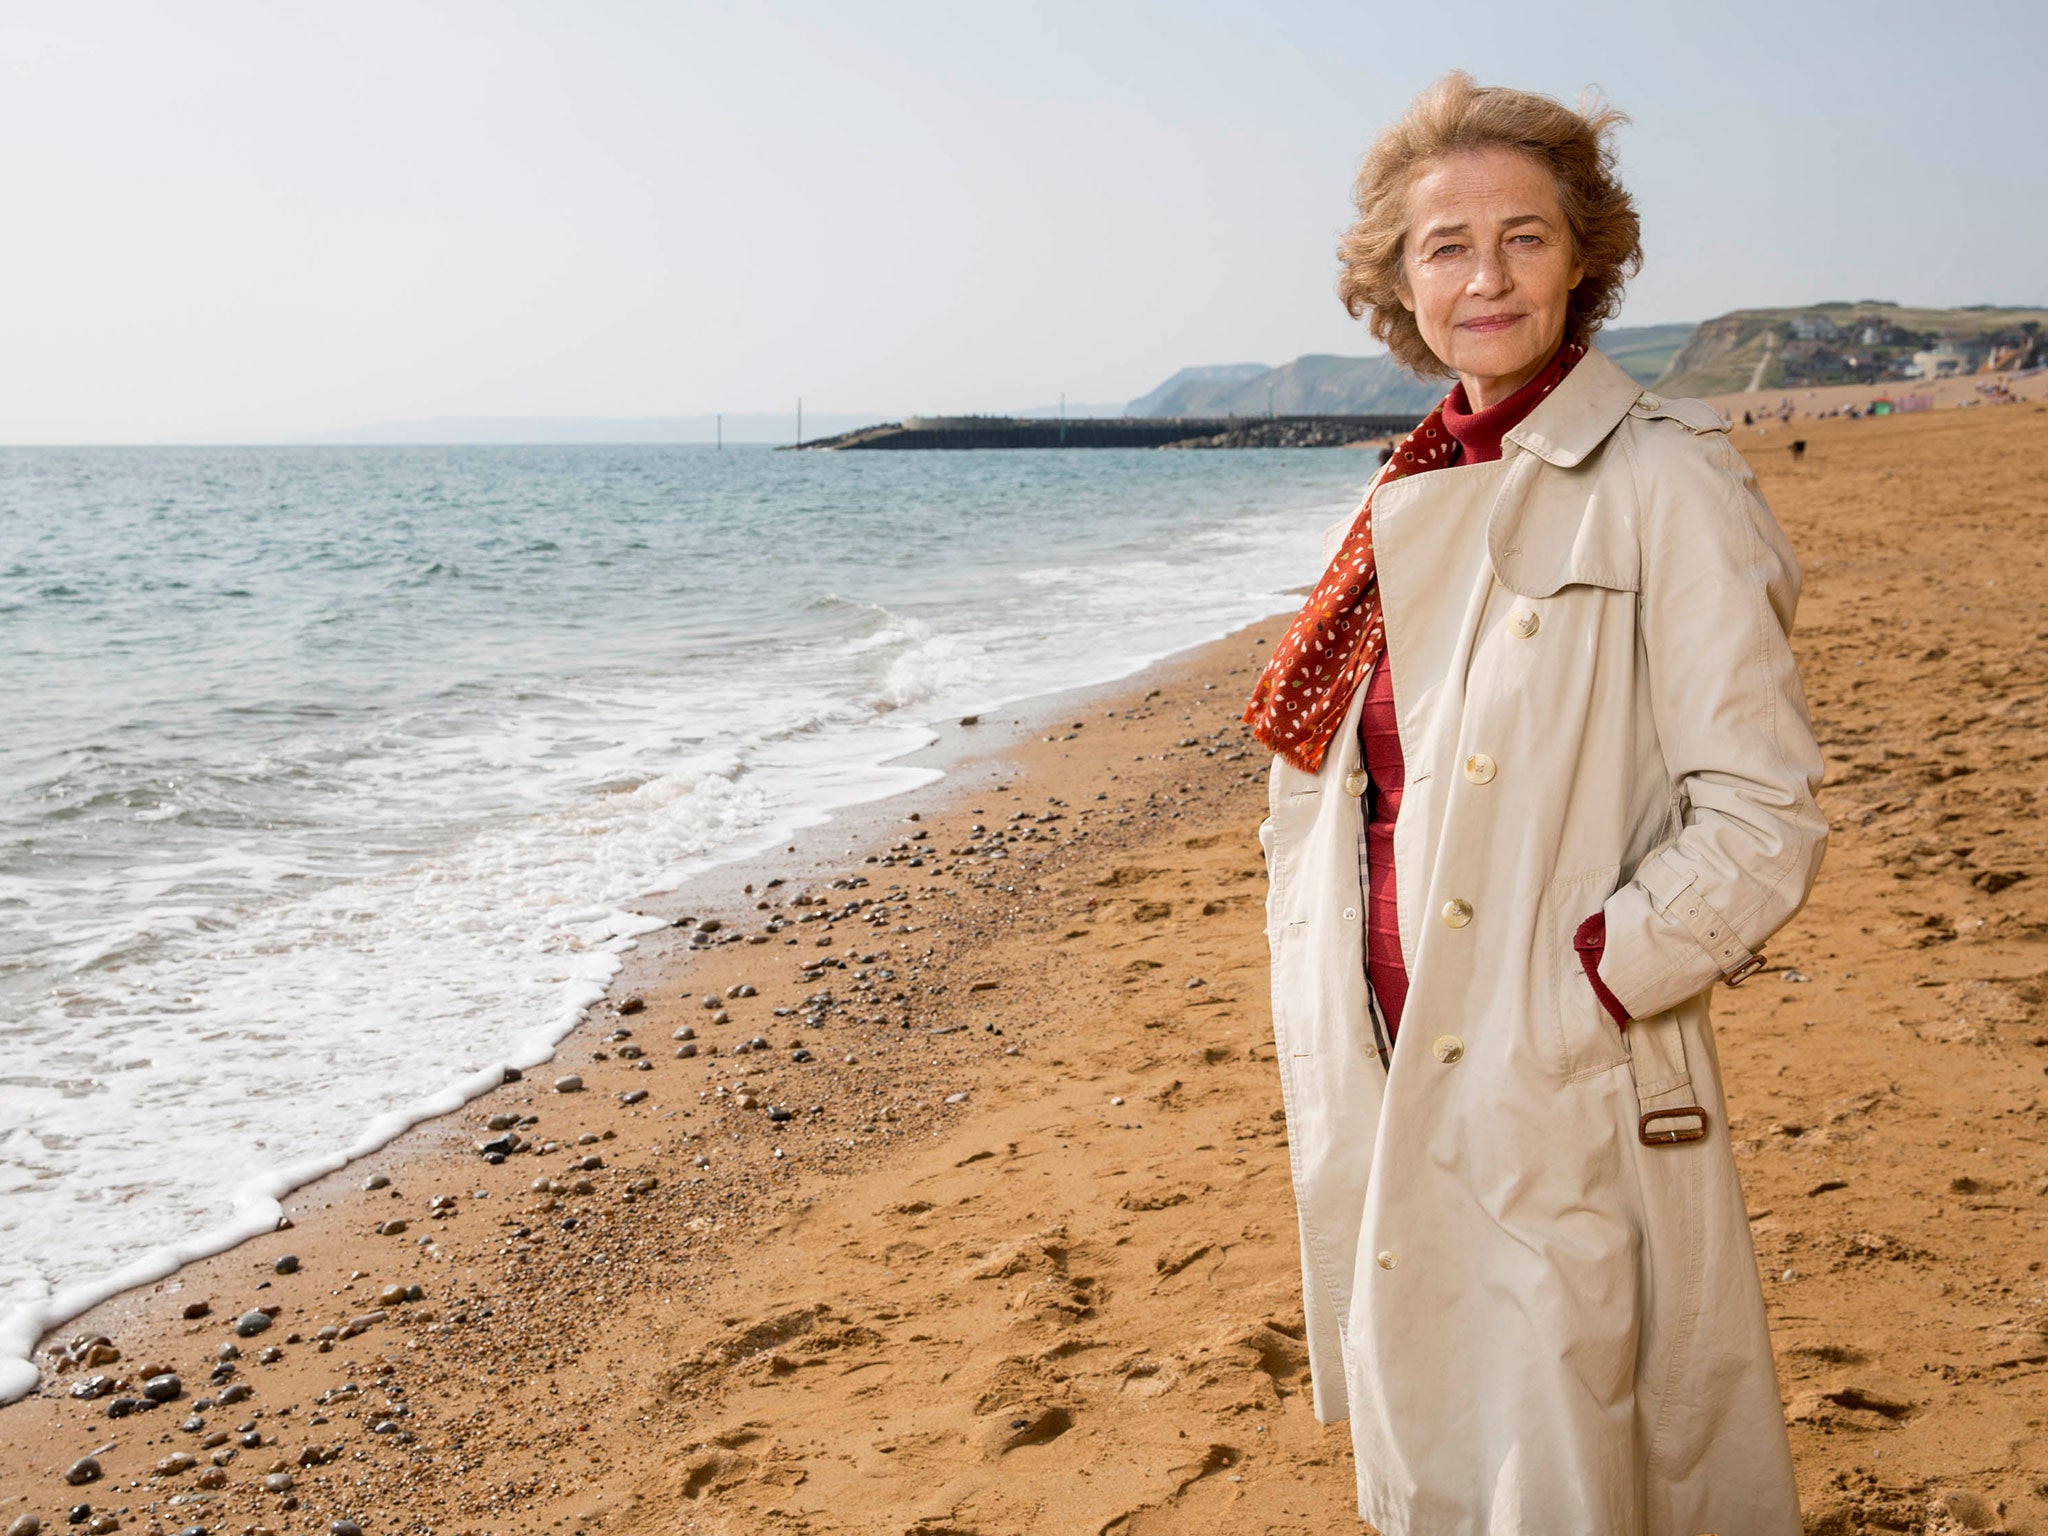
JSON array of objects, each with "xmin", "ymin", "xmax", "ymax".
[{"xmin": 1541, "ymin": 862, "xmax": 1633, "ymax": 1081}]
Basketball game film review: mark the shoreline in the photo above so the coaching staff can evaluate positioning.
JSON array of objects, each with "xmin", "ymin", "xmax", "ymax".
[
  {"xmin": 3, "ymin": 611, "xmax": 1313, "ymax": 1532},
  {"xmin": 0, "ymin": 569, "xmax": 1332, "ymax": 1413},
  {"xmin": 6, "ymin": 401, "xmax": 2047, "ymax": 1533}
]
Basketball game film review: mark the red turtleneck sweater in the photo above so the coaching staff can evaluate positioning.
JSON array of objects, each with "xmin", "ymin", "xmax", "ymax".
[{"xmin": 1360, "ymin": 344, "xmax": 1631, "ymax": 1041}]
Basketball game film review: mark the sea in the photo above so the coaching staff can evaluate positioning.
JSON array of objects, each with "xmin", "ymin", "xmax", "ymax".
[{"xmin": 0, "ymin": 442, "xmax": 1365, "ymax": 1398}]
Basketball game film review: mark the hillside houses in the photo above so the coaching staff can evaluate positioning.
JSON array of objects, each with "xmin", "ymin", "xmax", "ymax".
[{"xmin": 1775, "ymin": 314, "xmax": 2043, "ymax": 387}]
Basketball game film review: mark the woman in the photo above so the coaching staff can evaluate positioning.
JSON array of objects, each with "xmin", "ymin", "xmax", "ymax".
[{"xmin": 1247, "ymin": 74, "xmax": 1828, "ymax": 1534}]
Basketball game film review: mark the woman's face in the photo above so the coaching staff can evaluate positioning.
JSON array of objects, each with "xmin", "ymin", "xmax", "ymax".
[{"xmin": 1395, "ymin": 146, "xmax": 1584, "ymax": 409}]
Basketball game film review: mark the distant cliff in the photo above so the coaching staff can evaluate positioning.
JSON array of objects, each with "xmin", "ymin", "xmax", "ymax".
[
  {"xmin": 1127, "ymin": 323, "xmax": 1696, "ymax": 418},
  {"xmin": 1654, "ymin": 303, "xmax": 2048, "ymax": 396}
]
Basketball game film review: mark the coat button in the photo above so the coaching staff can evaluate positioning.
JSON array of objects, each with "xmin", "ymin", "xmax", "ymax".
[
  {"xmin": 1342, "ymin": 906, "xmax": 1358, "ymax": 922},
  {"xmin": 1431, "ymin": 1034, "xmax": 1464, "ymax": 1063},
  {"xmin": 1463, "ymin": 752, "xmax": 1497, "ymax": 784},
  {"xmin": 1509, "ymin": 608, "xmax": 1540, "ymax": 638},
  {"xmin": 1343, "ymin": 768, "xmax": 1369, "ymax": 797},
  {"xmin": 1441, "ymin": 897, "xmax": 1473, "ymax": 928},
  {"xmin": 1376, "ymin": 1250, "xmax": 1398, "ymax": 1270}
]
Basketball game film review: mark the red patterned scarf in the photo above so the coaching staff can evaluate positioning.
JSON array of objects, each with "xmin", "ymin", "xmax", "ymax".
[{"xmin": 1241, "ymin": 342, "xmax": 1584, "ymax": 774}]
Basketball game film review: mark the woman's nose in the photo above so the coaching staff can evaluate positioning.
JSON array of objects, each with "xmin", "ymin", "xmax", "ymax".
[{"xmin": 1466, "ymin": 248, "xmax": 1510, "ymax": 297}]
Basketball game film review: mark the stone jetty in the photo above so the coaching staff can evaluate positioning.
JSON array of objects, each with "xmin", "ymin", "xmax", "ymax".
[{"xmin": 794, "ymin": 412, "xmax": 1421, "ymax": 450}]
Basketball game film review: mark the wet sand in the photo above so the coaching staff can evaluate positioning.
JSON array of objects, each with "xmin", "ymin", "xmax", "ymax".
[{"xmin": 4, "ymin": 398, "xmax": 2046, "ymax": 1535}]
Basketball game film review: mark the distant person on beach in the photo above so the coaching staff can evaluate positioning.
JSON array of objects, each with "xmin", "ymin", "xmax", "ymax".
[{"xmin": 1243, "ymin": 71, "xmax": 1827, "ymax": 1534}]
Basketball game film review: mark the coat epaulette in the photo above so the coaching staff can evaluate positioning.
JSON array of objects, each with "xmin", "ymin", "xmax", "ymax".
[{"xmin": 1628, "ymin": 391, "xmax": 1729, "ymax": 435}]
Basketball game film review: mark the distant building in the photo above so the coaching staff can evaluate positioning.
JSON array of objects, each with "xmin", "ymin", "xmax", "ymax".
[
  {"xmin": 1789, "ymin": 316, "xmax": 1843, "ymax": 342},
  {"xmin": 1909, "ymin": 336, "xmax": 1989, "ymax": 378}
]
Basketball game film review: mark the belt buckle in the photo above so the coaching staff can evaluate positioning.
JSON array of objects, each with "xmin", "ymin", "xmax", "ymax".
[
  {"xmin": 1639, "ymin": 1106, "xmax": 1708, "ymax": 1145},
  {"xmin": 1724, "ymin": 952, "xmax": 1768, "ymax": 987}
]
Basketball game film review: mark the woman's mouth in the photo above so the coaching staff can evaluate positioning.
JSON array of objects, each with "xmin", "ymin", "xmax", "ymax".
[{"xmin": 1460, "ymin": 313, "xmax": 1524, "ymax": 334}]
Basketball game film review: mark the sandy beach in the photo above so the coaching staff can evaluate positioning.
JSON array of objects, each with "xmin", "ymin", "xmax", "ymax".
[{"xmin": 5, "ymin": 397, "xmax": 2047, "ymax": 1536}]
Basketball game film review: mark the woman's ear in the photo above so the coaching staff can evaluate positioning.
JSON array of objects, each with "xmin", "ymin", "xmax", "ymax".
[{"xmin": 1394, "ymin": 256, "xmax": 1416, "ymax": 313}]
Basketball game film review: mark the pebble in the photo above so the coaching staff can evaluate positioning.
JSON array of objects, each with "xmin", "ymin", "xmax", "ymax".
[
  {"xmin": 617, "ymin": 995, "xmax": 646, "ymax": 1015},
  {"xmin": 67, "ymin": 1375, "xmax": 111, "ymax": 1400},
  {"xmin": 218, "ymin": 1382, "xmax": 253, "ymax": 1405},
  {"xmin": 712, "ymin": 1008, "xmax": 731, "ymax": 1024},
  {"xmin": 235, "ymin": 1310, "xmax": 274, "ymax": 1337},
  {"xmin": 143, "ymin": 1372, "xmax": 183, "ymax": 1402},
  {"xmin": 485, "ymin": 1112, "xmax": 519, "ymax": 1131},
  {"xmin": 331, "ymin": 1523, "xmax": 364, "ymax": 1536},
  {"xmin": 766, "ymin": 1105, "xmax": 794, "ymax": 1123},
  {"xmin": 64, "ymin": 1456, "xmax": 101, "ymax": 1486},
  {"xmin": 674, "ymin": 1043, "xmax": 698, "ymax": 1059},
  {"xmin": 363, "ymin": 1174, "xmax": 389, "ymax": 1190},
  {"xmin": 263, "ymin": 1471, "xmax": 294, "ymax": 1493},
  {"xmin": 85, "ymin": 1518, "xmax": 117, "ymax": 1536},
  {"xmin": 273, "ymin": 1255, "xmax": 299, "ymax": 1274},
  {"xmin": 180, "ymin": 1300, "xmax": 210, "ymax": 1319},
  {"xmin": 618, "ymin": 1088, "xmax": 649, "ymax": 1105},
  {"xmin": 155, "ymin": 1451, "xmax": 198, "ymax": 1475},
  {"xmin": 554, "ymin": 1075, "xmax": 584, "ymax": 1093},
  {"xmin": 673, "ymin": 1025, "xmax": 696, "ymax": 1041},
  {"xmin": 5, "ymin": 1516, "xmax": 40, "ymax": 1536},
  {"xmin": 374, "ymin": 1219, "xmax": 408, "ymax": 1236}
]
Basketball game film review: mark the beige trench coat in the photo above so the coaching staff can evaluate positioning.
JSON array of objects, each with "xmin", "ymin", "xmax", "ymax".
[{"xmin": 1258, "ymin": 345, "xmax": 1828, "ymax": 1534}]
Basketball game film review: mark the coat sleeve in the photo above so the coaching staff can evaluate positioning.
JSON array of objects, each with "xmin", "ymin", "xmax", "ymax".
[{"xmin": 1595, "ymin": 425, "xmax": 1830, "ymax": 1022}]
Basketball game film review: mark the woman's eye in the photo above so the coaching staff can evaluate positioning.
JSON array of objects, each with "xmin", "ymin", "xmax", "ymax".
[{"xmin": 1432, "ymin": 243, "xmax": 1463, "ymax": 258}]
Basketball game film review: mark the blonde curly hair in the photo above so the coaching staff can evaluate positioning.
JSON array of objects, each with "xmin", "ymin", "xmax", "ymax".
[{"xmin": 1337, "ymin": 71, "xmax": 1643, "ymax": 378}]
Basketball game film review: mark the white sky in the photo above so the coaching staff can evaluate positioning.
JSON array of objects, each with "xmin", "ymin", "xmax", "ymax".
[{"xmin": 0, "ymin": 0, "xmax": 2039, "ymax": 442}]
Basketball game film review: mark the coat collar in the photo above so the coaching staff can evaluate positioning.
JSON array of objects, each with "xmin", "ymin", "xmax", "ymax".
[{"xmin": 1501, "ymin": 343, "xmax": 1642, "ymax": 468}]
